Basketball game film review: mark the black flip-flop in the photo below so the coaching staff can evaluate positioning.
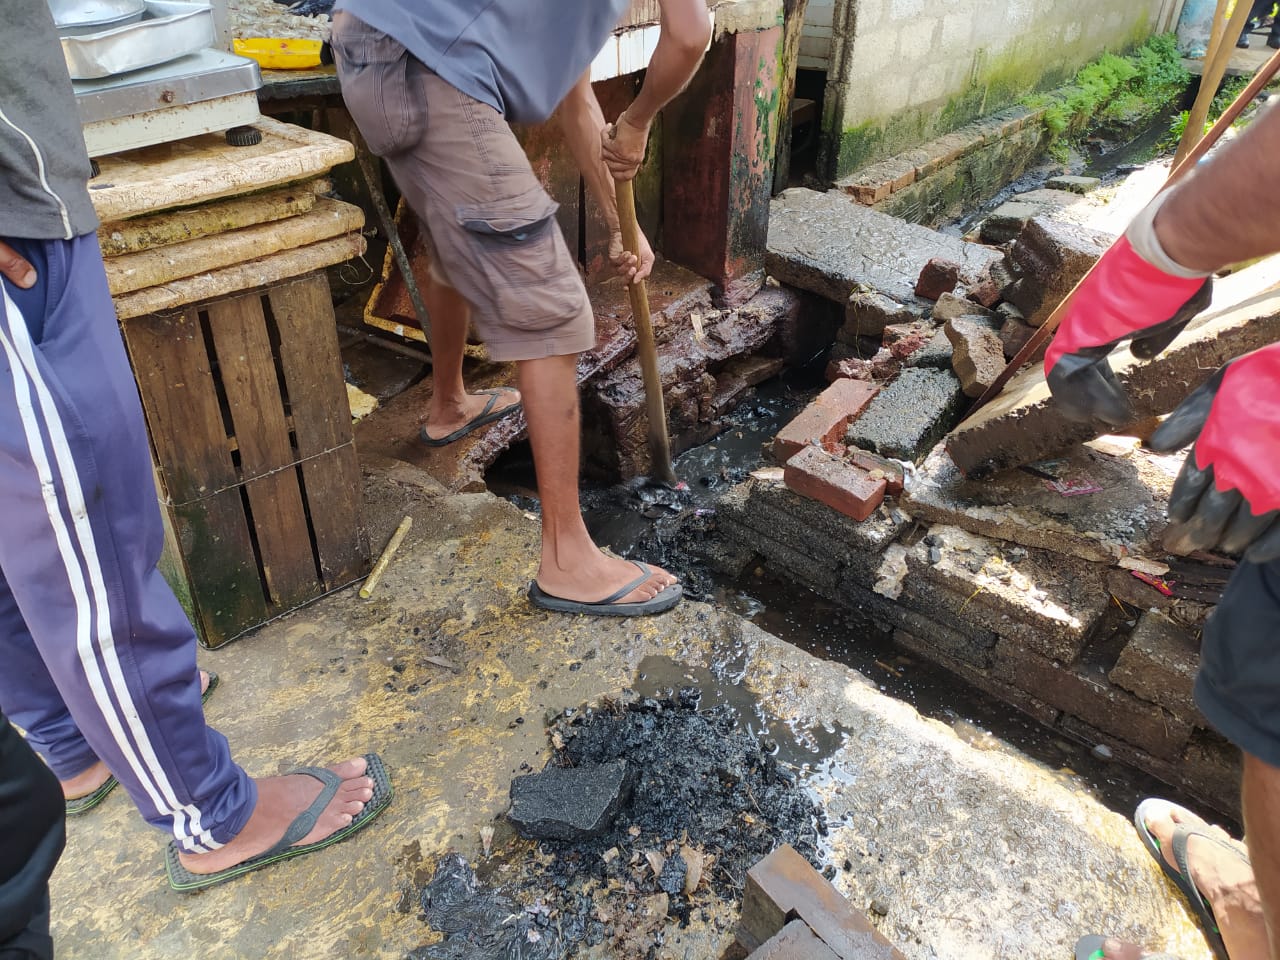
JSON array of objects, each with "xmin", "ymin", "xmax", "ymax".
[
  {"xmin": 65, "ymin": 670, "xmax": 221, "ymax": 816},
  {"xmin": 419, "ymin": 387, "xmax": 521, "ymax": 447},
  {"xmin": 1134, "ymin": 797, "xmax": 1248, "ymax": 960},
  {"xmin": 165, "ymin": 752, "xmax": 392, "ymax": 892},
  {"xmin": 528, "ymin": 560, "xmax": 682, "ymax": 617},
  {"xmin": 1075, "ymin": 935, "xmax": 1182, "ymax": 960}
]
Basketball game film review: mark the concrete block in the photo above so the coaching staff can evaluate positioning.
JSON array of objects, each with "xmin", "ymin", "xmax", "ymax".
[
  {"xmin": 945, "ymin": 286, "xmax": 1280, "ymax": 478},
  {"xmin": 785, "ymin": 446, "xmax": 888, "ymax": 522},
  {"xmin": 945, "ymin": 316, "xmax": 1006, "ymax": 398},
  {"xmin": 768, "ymin": 189, "xmax": 1000, "ymax": 306},
  {"xmin": 980, "ymin": 202, "xmax": 1040, "ymax": 245},
  {"xmin": 1110, "ymin": 612, "xmax": 1202, "ymax": 722},
  {"xmin": 904, "ymin": 524, "xmax": 1109, "ymax": 663},
  {"xmin": 904, "ymin": 444, "xmax": 1172, "ymax": 563},
  {"xmin": 1005, "ymin": 217, "xmax": 1110, "ymax": 327},
  {"xmin": 994, "ymin": 642, "xmax": 1194, "ymax": 762},
  {"xmin": 507, "ymin": 760, "xmax": 631, "ymax": 840},
  {"xmin": 844, "ymin": 290, "xmax": 923, "ymax": 338},
  {"xmin": 847, "ymin": 367, "xmax": 964, "ymax": 462},
  {"xmin": 916, "ymin": 258, "xmax": 962, "ymax": 300},
  {"xmin": 1046, "ymin": 175, "xmax": 1102, "ymax": 194},
  {"xmin": 999, "ymin": 315, "xmax": 1045, "ymax": 361},
  {"xmin": 932, "ymin": 291, "xmax": 996, "ymax": 323},
  {"xmin": 903, "ymin": 330, "xmax": 953, "ymax": 370},
  {"xmin": 740, "ymin": 844, "xmax": 908, "ymax": 960},
  {"xmin": 773, "ymin": 379, "xmax": 881, "ymax": 461}
]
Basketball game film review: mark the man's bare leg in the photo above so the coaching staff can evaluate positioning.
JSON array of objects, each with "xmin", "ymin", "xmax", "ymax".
[
  {"xmin": 421, "ymin": 276, "xmax": 520, "ymax": 442},
  {"xmin": 1244, "ymin": 754, "xmax": 1280, "ymax": 960},
  {"xmin": 1099, "ymin": 802, "xmax": 1266, "ymax": 959},
  {"xmin": 177, "ymin": 757, "xmax": 374, "ymax": 875},
  {"xmin": 518, "ymin": 354, "xmax": 677, "ymax": 603}
]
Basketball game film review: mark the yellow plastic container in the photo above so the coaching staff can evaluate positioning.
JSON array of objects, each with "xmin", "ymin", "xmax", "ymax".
[{"xmin": 233, "ymin": 38, "xmax": 326, "ymax": 70}]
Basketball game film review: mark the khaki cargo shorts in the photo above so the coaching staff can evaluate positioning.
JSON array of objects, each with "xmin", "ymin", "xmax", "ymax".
[{"xmin": 330, "ymin": 11, "xmax": 595, "ymax": 362}]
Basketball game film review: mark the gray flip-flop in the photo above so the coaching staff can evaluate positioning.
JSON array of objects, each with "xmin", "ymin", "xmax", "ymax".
[
  {"xmin": 66, "ymin": 670, "xmax": 221, "ymax": 816},
  {"xmin": 1075, "ymin": 935, "xmax": 1182, "ymax": 960},
  {"xmin": 165, "ymin": 752, "xmax": 392, "ymax": 892},
  {"xmin": 528, "ymin": 560, "xmax": 682, "ymax": 617},
  {"xmin": 1134, "ymin": 797, "xmax": 1247, "ymax": 960},
  {"xmin": 420, "ymin": 387, "xmax": 521, "ymax": 447}
]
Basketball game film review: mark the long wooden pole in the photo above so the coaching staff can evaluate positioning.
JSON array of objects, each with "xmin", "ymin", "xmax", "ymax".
[
  {"xmin": 1174, "ymin": 0, "xmax": 1255, "ymax": 167},
  {"xmin": 615, "ymin": 178, "xmax": 678, "ymax": 486},
  {"xmin": 964, "ymin": 45, "xmax": 1280, "ymax": 419}
]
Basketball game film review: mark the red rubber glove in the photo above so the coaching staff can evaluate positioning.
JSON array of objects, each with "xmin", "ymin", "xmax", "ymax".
[
  {"xmin": 1044, "ymin": 235, "xmax": 1212, "ymax": 425},
  {"xmin": 1148, "ymin": 342, "xmax": 1280, "ymax": 561}
]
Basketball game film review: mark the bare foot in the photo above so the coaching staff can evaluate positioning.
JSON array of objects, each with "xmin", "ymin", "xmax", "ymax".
[
  {"xmin": 536, "ymin": 543, "xmax": 678, "ymax": 605},
  {"xmin": 423, "ymin": 388, "xmax": 521, "ymax": 442},
  {"xmin": 178, "ymin": 757, "xmax": 374, "ymax": 875},
  {"xmin": 1141, "ymin": 805, "xmax": 1266, "ymax": 959},
  {"xmin": 1094, "ymin": 940, "xmax": 1146, "ymax": 960},
  {"xmin": 63, "ymin": 670, "xmax": 214, "ymax": 799}
]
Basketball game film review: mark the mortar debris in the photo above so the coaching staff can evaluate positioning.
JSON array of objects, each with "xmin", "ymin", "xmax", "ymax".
[{"xmin": 409, "ymin": 692, "xmax": 825, "ymax": 960}]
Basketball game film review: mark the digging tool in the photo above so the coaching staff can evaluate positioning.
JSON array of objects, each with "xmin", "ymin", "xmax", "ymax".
[
  {"xmin": 964, "ymin": 44, "xmax": 1280, "ymax": 420},
  {"xmin": 614, "ymin": 177, "xmax": 679, "ymax": 487}
]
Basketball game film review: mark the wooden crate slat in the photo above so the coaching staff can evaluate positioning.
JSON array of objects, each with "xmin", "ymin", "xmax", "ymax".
[
  {"xmin": 268, "ymin": 274, "xmax": 370, "ymax": 587},
  {"xmin": 205, "ymin": 294, "xmax": 318, "ymax": 607},
  {"xmin": 172, "ymin": 490, "xmax": 270, "ymax": 648},
  {"xmin": 121, "ymin": 306, "xmax": 238, "ymax": 504}
]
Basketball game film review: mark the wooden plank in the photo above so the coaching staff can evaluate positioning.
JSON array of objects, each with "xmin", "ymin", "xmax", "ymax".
[
  {"xmin": 206, "ymin": 293, "xmax": 318, "ymax": 607},
  {"xmin": 268, "ymin": 274, "xmax": 370, "ymax": 587},
  {"xmin": 89, "ymin": 116, "xmax": 354, "ymax": 222},
  {"xmin": 741, "ymin": 845, "xmax": 908, "ymax": 960},
  {"xmin": 105, "ymin": 197, "xmax": 364, "ymax": 295},
  {"xmin": 748, "ymin": 920, "xmax": 840, "ymax": 960},
  {"xmin": 112, "ymin": 233, "xmax": 366, "ymax": 319},
  {"xmin": 98, "ymin": 181, "xmax": 322, "ymax": 257},
  {"xmin": 120, "ymin": 308, "xmax": 268, "ymax": 640}
]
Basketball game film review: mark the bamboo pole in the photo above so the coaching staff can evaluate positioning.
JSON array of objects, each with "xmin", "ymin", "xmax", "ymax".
[{"xmin": 1174, "ymin": 0, "xmax": 1254, "ymax": 167}]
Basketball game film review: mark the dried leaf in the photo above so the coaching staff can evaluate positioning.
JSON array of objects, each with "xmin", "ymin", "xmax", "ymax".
[
  {"xmin": 422, "ymin": 655, "xmax": 460, "ymax": 671},
  {"xmin": 601, "ymin": 847, "xmax": 619, "ymax": 864},
  {"xmin": 681, "ymin": 845, "xmax": 705, "ymax": 895},
  {"xmin": 628, "ymin": 825, "xmax": 642, "ymax": 838},
  {"xmin": 644, "ymin": 850, "xmax": 666, "ymax": 878},
  {"xmin": 479, "ymin": 825, "xmax": 494, "ymax": 857}
]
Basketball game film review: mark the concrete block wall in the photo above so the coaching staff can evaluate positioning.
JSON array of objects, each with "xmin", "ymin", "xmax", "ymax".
[
  {"xmin": 819, "ymin": 0, "xmax": 1163, "ymax": 180},
  {"xmin": 800, "ymin": 0, "xmax": 836, "ymax": 70}
]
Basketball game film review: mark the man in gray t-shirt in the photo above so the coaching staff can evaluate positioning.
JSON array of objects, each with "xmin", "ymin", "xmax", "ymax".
[{"xmin": 332, "ymin": 1, "xmax": 711, "ymax": 617}]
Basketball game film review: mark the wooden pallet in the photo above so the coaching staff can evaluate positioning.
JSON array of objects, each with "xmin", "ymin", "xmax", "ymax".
[{"xmin": 122, "ymin": 271, "xmax": 369, "ymax": 648}]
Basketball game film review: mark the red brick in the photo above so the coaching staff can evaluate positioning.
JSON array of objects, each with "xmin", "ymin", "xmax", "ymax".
[
  {"xmin": 844, "ymin": 180, "xmax": 891, "ymax": 205},
  {"xmin": 967, "ymin": 276, "xmax": 1002, "ymax": 308},
  {"xmin": 915, "ymin": 258, "xmax": 962, "ymax": 300},
  {"xmin": 846, "ymin": 448, "xmax": 905, "ymax": 496},
  {"xmin": 784, "ymin": 446, "xmax": 887, "ymax": 521},
  {"xmin": 773, "ymin": 379, "xmax": 879, "ymax": 461}
]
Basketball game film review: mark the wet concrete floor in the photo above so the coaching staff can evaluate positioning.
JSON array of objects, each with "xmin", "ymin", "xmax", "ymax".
[{"xmin": 50, "ymin": 468, "xmax": 1215, "ymax": 959}]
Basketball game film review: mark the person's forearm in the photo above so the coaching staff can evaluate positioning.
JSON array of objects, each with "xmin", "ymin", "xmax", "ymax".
[
  {"xmin": 557, "ymin": 75, "xmax": 620, "ymax": 229},
  {"xmin": 623, "ymin": 0, "xmax": 712, "ymax": 127},
  {"xmin": 1157, "ymin": 100, "xmax": 1280, "ymax": 272}
]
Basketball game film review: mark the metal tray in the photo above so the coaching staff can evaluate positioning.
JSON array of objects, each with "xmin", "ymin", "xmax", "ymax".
[
  {"xmin": 59, "ymin": 1, "xmax": 215, "ymax": 80},
  {"xmin": 50, "ymin": 0, "xmax": 146, "ymax": 37}
]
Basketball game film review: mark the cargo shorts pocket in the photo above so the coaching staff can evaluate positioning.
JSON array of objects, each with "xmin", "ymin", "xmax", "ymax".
[
  {"xmin": 458, "ymin": 188, "xmax": 585, "ymax": 331},
  {"xmin": 330, "ymin": 16, "xmax": 425, "ymax": 157}
]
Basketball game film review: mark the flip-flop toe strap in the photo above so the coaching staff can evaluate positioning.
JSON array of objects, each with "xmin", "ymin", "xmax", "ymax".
[
  {"xmin": 598, "ymin": 561, "xmax": 652, "ymax": 606},
  {"xmin": 260, "ymin": 766, "xmax": 342, "ymax": 859}
]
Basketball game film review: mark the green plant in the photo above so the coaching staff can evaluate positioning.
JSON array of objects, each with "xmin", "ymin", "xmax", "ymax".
[{"xmin": 1161, "ymin": 75, "xmax": 1253, "ymax": 150}]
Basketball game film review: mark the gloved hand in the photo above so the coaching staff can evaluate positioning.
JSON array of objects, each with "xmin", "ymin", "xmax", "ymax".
[
  {"xmin": 1148, "ymin": 342, "xmax": 1280, "ymax": 562},
  {"xmin": 1045, "ymin": 194, "xmax": 1213, "ymax": 426}
]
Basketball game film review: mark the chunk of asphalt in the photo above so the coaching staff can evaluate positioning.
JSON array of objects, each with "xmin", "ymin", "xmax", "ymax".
[{"xmin": 507, "ymin": 759, "xmax": 631, "ymax": 841}]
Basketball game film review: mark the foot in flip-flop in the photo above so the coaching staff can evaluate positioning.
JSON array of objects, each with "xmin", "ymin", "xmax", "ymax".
[
  {"xmin": 1074, "ymin": 935, "xmax": 1183, "ymax": 960},
  {"xmin": 1133, "ymin": 798, "xmax": 1265, "ymax": 960},
  {"xmin": 529, "ymin": 558, "xmax": 682, "ymax": 617},
  {"xmin": 166, "ymin": 753, "xmax": 392, "ymax": 892},
  {"xmin": 64, "ymin": 669, "xmax": 220, "ymax": 815},
  {"xmin": 420, "ymin": 387, "xmax": 521, "ymax": 447}
]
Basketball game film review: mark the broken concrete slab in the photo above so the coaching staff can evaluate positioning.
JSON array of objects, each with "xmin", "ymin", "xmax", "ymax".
[
  {"xmin": 842, "ymin": 290, "xmax": 925, "ymax": 339},
  {"xmin": 904, "ymin": 444, "xmax": 1174, "ymax": 563},
  {"xmin": 1046, "ymin": 175, "xmax": 1102, "ymax": 194},
  {"xmin": 944, "ymin": 282, "xmax": 1280, "ymax": 478},
  {"xmin": 1110, "ymin": 612, "xmax": 1202, "ymax": 722},
  {"xmin": 784, "ymin": 447, "xmax": 888, "ymax": 522},
  {"xmin": 508, "ymin": 759, "xmax": 632, "ymax": 841},
  {"xmin": 931, "ymin": 291, "xmax": 996, "ymax": 323},
  {"xmin": 904, "ymin": 524, "xmax": 1109, "ymax": 663},
  {"xmin": 979, "ymin": 201, "xmax": 1042, "ymax": 244},
  {"xmin": 1002, "ymin": 217, "xmax": 1111, "ymax": 326},
  {"xmin": 846, "ymin": 367, "xmax": 965, "ymax": 462},
  {"xmin": 766, "ymin": 189, "xmax": 1001, "ymax": 307},
  {"xmin": 945, "ymin": 317, "xmax": 1006, "ymax": 398}
]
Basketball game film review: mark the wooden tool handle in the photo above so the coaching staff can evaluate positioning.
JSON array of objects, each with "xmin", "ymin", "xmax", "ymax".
[{"xmin": 615, "ymin": 177, "xmax": 677, "ymax": 485}]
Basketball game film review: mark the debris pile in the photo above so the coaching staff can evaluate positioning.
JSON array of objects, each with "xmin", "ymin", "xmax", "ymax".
[{"xmin": 409, "ymin": 693, "xmax": 825, "ymax": 959}]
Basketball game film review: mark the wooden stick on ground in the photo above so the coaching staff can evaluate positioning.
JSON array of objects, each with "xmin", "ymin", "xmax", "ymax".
[
  {"xmin": 963, "ymin": 45, "xmax": 1280, "ymax": 420},
  {"xmin": 360, "ymin": 516, "xmax": 412, "ymax": 599}
]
